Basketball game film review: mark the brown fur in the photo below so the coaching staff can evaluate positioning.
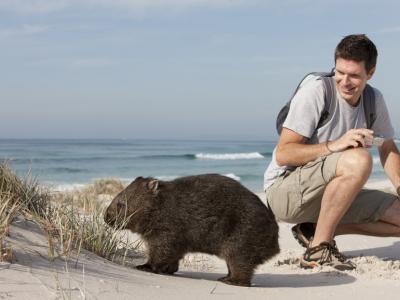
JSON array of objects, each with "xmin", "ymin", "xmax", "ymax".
[{"xmin": 104, "ymin": 174, "xmax": 279, "ymax": 286}]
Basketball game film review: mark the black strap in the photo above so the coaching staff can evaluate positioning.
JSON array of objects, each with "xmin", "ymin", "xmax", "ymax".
[
  {"xmin": 317, "ymin": 76, "xmax": 336, "ymax": 129},
  {"xmin": 363, "ymin": 84, "xmax": 376, "ymax": 129}
]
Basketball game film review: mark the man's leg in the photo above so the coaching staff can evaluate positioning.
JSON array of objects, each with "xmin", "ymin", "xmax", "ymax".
[
  {"xmin": 311, "ymin": 148, "xmax": 373, "ymax": 246},
  {"xmin": 335, "ymin": 200, "xmax": 400, "ymax": 236}
]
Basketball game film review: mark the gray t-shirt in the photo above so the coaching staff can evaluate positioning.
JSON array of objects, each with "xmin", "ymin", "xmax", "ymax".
[{"xmin": 264, "ymin": 77, "xmax": 394, "ymax": 190}]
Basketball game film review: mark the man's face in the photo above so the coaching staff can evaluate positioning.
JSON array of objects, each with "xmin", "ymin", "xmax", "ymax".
[{"xmin": 334, "ymin": 58, "xmax": 375, "ymax": 106}]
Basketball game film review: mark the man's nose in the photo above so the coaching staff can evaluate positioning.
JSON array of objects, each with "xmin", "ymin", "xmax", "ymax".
[{"xmin": 342, "ymin": 75, "xmax": 351, "ymax": 85}]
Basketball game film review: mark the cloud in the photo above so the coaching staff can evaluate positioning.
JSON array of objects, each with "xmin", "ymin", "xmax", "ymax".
[
  {"xmin": 375, "ymin": 26, "xmax": 400, "ymax": 34},
  {"xmin": 0, "ymin": 0, "xmax": 67, "ymax": 14},
  {"xmin": 70, "ymin": 58, "xmax": 116, "ymax": 68},
  {"xmin": 0, "ymin": 24, "xmax": 50, "ymax": 38},
  {"xmin": 0, "ymin": 0, "xmax": 256, "ymax": 14}
]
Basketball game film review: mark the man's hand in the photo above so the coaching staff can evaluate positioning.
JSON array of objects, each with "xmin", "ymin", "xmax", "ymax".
[{"xmin": 327, "ymin": 129, "xmax": 374, "ymax": 152}]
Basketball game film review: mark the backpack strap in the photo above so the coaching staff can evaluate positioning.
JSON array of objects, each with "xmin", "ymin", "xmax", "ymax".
[
  {"xmin": 275, "ymin": 69, "xmax": 336, "ymax": 135},
  {"xmin": 317, "ymin": 76, "xmax": 335, "ymax": 129},
  {"xmin": 362, "ymin": 84, "xmax": 376, "ymax": 129}
]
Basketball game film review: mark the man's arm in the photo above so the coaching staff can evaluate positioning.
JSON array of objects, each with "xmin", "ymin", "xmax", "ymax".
[
  {"xmin": 379, "ymin": 139, "xmax": 400, "ymax": 196},
  {"xmin": 276, "ymin": 127, "xmax": 375, "ymax": 167},
  {"xmin": 275, "ymin": 128, "xmax": 329, "ymax": 166}
]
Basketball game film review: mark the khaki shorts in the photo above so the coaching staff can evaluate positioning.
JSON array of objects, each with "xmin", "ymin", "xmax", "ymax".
[{"xmin": 266, "ymin": 152, "xmax": 398, "ymax": 224}]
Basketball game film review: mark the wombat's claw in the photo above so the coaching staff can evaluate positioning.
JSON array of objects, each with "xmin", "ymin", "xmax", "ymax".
[
  {"xmin": 136, "ymin": 263, "xmax": 154, "ymax": 273},
  {"xmin": 217, "ymin": 276, "xmax": 250, "ymax": 287}
]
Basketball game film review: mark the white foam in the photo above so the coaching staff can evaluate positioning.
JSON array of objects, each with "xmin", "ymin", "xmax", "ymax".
[
  {"xmin": 195, "ymin": 152, "xmax": 264, "ymax": 160},
  {"xmin": 224, "ymin": 173, "xmax": 241, "ymax": 181},
  {"xmin": 364, "ymin": 178, "xmax": 394, "ymax": 191},
  {"xmin": 372, "ymin": 155, "xmax": 380, "ymax": 165},
  {"xmin": 46, "ymin": 183, "xmax": 87, "ymax": 192},
  {"xmin": 155, "ymin": 175, "xmax": 179, "ymax": 181},
  {"xmin": 155, "ymin": 174, "xmax": 241, "ymax": 181}
]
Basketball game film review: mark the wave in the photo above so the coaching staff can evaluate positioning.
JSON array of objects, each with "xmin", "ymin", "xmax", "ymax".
[
  {"xmin": 372, "ymin": 156, "xmax": 380, "ymax": 165},
  {"xmin": 154, "ymin": 173, "xmax": 241, "ymax": 181},
  {"xmin": 195, "ymin": 152, "xmax": 265, "ymax": 160},
  {"xmin": 6, "ymin": 151, "xmax": 271, "ymax": 165},
  {"xmin": 45, "ymin": 173, "xmax": 242, "ymax": 192},
  {"xmin": 224, "ymin": 173, "xmax": 241, "ymax": 181},
  {"xmin": 139, "ymin": 152, "xmax": 271, "ymax": 161},
  {"xmin": 48, "ymin": 167, "xmax": 90, "ymax": 173},
  {"xmin": 8, "ymin": 157, "xmax": 122, "ymax": 164},
  {"xmin": 140, "ymin": 154, "xmax": 196, "ymax": 160},
  {"xmin": 46, "ymin": 183, "xmax": 87, "ymax": 192}
]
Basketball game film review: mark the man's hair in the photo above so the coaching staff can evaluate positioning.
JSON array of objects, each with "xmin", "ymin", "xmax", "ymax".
[{"xmin": 334, "ymin": 34, "xmax": 378, "ymax": 72}]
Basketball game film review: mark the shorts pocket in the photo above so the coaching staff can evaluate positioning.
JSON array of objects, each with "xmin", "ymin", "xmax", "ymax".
[
  {"xmin": 266, "ymin": 172, "xmax": 302, "ymax": 222},
  {"xmin": 298, "ymin": 157, "xmax": 327, "ymax": 208}
]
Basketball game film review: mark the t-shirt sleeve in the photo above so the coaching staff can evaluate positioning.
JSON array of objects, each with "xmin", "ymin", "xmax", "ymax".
[
  {"xmin": 282, "ymin": 79, "xmax": 326, "ymax": 139},
  {"xmin": 371, "ymin": 88, "xmax": 395, "ymax": 139}
]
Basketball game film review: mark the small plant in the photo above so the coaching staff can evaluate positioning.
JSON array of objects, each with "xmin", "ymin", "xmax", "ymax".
[
  {"xmin": 0, "ymin": 183, "xmax": 21, "ymax": 263},
  {"xmin": 0, "ymin": 162, "xmax": 51, "ymax": 219},
  {"xmin": 0, "ymin": 162, "xmax": 140, "ymax": 266}
]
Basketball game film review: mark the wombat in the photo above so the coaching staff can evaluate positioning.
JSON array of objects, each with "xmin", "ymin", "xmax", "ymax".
[{"xmin": 104, "ymin": 174, "xmax": 279, "ymax": 286}]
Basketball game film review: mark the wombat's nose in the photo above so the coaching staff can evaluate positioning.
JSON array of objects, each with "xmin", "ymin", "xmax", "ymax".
[{"xmin": 104, "ymin": 209, "xmax": 115, "ymax": 226}]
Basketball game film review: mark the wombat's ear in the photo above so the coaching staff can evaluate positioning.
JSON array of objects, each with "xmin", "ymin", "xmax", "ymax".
[{"xmin": 147, "ymin": 179, "xmax": 159, "ymax": 194}]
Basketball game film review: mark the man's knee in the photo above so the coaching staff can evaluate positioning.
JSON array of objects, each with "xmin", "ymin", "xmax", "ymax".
[{"xmin": 336, "ymin": 148, "xmax": 372, "ymax": 179}]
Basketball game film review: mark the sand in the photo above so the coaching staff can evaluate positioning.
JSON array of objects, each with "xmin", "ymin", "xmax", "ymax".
[{"xmin": 1, "ymin": 179, "xmax": 400, "ymax": 299}]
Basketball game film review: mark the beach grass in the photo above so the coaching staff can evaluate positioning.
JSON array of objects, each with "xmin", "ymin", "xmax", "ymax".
[
  {"xmin": 0, "ymin": 193, "xmax": 20, "ymax": 262},
  {"xmin": 0, "ymin": 162, "xmax": 138, "ymax": 265}
]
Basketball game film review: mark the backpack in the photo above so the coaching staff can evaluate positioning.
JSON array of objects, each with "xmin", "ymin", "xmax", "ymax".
[{"xmin": 275, "ymin": 69, "xmax": 376, "ymax": 135}]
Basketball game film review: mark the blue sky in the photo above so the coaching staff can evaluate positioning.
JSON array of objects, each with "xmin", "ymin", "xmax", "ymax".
[{"xmin": 1, "ymin": 0, "xmax": 400, "ymax": 140}]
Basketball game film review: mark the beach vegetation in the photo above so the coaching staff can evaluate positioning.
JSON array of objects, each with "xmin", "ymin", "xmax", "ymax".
[{"xmin": 0, "ymin": 162, "xmax": 139, "ymax": 265}]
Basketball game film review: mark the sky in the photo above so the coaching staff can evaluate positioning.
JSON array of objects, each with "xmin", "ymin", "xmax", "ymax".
[{"xmin": 1, "ymin": 0, "xmax": 400, "ymax": 141}]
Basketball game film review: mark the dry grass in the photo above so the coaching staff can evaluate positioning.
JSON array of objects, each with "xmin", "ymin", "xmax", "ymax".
[
  {"xmin": 0, "ymin": 162, "xmax": 139, "ymax": 265},
  {"xmin": 0, "ymin": 164, "xmax": 23, "ymax": 262},
  {"xmin": 0, "ymin": 196, "xmax": 19, "ymax": 262},
  {"xmin": 0, "ymin": 162, "xmax": 51, "ymax": 218},
  {"xmin": 51, "ymin": 178, "xmax": 124, "ymax": 212}
]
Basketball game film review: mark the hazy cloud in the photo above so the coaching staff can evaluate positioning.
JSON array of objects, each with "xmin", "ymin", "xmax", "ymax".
[
  {"xmin": 375, "ymin": 26, "xmax": 400, "ymax": 34},
  {"xmin": 0, "ymin": 24, "xmax": 49, "ymax": 38},
  {"xmin": 70, "ymin": 58, "xmax": 116, "ymax": 68},
  {"xmin": 0, "ymin": 0, "xmax": 258, "ymax": 14},
  {"xmin": 0, "ymin": 0, "xmax": 67, "ymax": 14}
]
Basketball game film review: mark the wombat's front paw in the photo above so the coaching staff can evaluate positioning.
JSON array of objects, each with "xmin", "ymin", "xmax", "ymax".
[
  {"xmin": 157, "ymin": 262, "xmax": 179, "ymax": 274},
  {"xmin": 217, "ymin": 276, "xmax": 250, "ymax": 287},
  {"xmin": 136, "ymin": 263, "xmax": 154, "ymax": 273}
]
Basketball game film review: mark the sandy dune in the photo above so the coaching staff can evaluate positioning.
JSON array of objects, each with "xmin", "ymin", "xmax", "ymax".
[{"xmin": 1, "ymin": 182, "xmax": 400, "ymax": 299}]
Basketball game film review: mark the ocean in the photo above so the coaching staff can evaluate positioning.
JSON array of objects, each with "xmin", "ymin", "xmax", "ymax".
[{"xmin": 0, "ymin": 139, "xmax": 390, "ymax": 193}]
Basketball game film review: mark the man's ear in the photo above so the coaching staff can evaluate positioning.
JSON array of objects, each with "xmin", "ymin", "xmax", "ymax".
[
  {"xmin": 367, "ymin": 66, "xmax": 376, "ymax": 80},
  {"xmin": 147, "ymin": 179, "xmax": 159, "ymax": 194}
]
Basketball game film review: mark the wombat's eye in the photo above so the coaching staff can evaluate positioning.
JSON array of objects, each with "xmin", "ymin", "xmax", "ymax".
[{"xmin": 117, "ymin": 202, "xmax": 125, "ymax": 209}]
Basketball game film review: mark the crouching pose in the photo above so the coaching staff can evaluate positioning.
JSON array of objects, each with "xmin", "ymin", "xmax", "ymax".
[{"xmin": 264, "ymin": 34, "xmax": 400, "ymax": 270}]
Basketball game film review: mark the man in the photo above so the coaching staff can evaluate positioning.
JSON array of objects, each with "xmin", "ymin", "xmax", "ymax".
[{"xmin": 264, "ymin": 34, "xmax": 400, "ymax": 270}]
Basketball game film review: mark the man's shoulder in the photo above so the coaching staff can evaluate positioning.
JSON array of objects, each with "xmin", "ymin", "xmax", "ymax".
[{"xmin": 292, "ymin": 78, "xmax": 325, "ymax": 103}]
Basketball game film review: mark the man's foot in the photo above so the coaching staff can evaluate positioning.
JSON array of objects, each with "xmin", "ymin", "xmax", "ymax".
[
  {"xmin": 291, "ymin": 223, "xmax": 315, "ymax": 248},
  {"xmin": 300, "ymin": 241, "xmax": 356, "ymax": 271}
]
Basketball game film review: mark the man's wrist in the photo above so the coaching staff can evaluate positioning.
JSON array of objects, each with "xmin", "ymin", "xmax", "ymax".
[{"xmin": 326, "ymin": 141, "xmax": 339, "ymax": 154}]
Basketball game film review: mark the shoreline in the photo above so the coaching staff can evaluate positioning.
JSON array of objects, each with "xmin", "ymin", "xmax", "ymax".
[{"xmin": 46, "ymin": 176, "xmax": 396, "ymax": 195}]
